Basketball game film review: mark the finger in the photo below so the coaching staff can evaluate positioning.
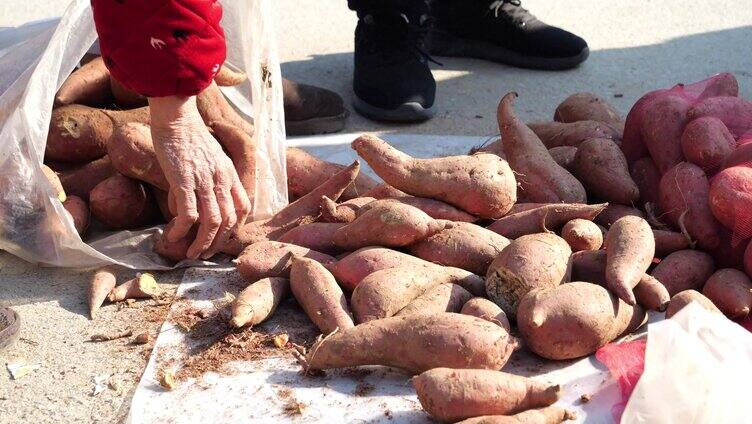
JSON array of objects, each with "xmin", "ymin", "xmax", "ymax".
[
  {"xmin": 168, "ymin": 190, "xmax": 178, "ymax": 216},
  {"xmin": 187, "ymin": 186, "xmax": 222, "ymax": 260},
  {"xmin": 229, "ymin": 171, "xmax": 252, "ymax": 227},
  {"xmin": 204, "ymin": 177, "xmax": 238, "ymax": 259},
  {"xmin": 168, "ymin": 187, "xmax": 198, "ymax": 242}
]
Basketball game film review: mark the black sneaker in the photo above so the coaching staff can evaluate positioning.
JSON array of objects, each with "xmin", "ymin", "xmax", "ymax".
[
  {"xmin": 353, "ymin": 10, "xmax": 437, "ymax": 122},
  {"xmin": 430, "ymin": 0, "xmax": 589, "ymax": 70}
]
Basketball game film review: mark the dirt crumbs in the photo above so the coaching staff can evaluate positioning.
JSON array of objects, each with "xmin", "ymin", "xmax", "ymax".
[
  {"xmin": 278, "ymin": 387, "xmax": 307, "ymax": 416},
  {"xmin": 354, "ymin": 382, "xmax": 375, "ymax": 397}
]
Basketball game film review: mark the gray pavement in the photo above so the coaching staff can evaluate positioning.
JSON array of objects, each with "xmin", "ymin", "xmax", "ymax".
[{"xmin": 1, "ymin": 0, "xmax": 751, "ymax": 422}]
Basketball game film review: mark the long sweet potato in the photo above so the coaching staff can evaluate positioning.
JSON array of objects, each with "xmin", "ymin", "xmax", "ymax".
[
  {"xmin": 89, "ymin": 175, "xmax": 157, "ymax": 230},
  {"xmin": 554, "ymin": 92, "xmax": 623, "ymax": 130},
  {"xmin": 196, "ymin": 81, "xmax": 254, "ymax": 136},
  {"xmin": 605, "ymin": 216, "xmax": 655, "ymax": 305},
  {"xmin": 357, "ymin": 197, "xmax": 477, "ymax": 223},
  {"xmin": 332, "ymin": 202, "xmax": 444, "ymax": 250},
  {"xmin": 517, "ymin": 282, "xmax": 644, "ymax": 360},
  {"xmin": 487, "ymin": 203, "xmax": 607, "ymax": 239},
  {"xmin": 396, "ymin": 283, "xmax": 473, "ymax": 317},
  {"xmin": 57, "ymin": 156, "xmax": 116, "ymax": 200},
  {"xmin": 594, "ymin": 204, "xmax": 644, "ymax": 228},
  {"xmin": 319, "ymin": 196, "xmax": 375, "ymax": 223},
  {"xmin": 408, "ymin": 222, "xmax": 510, "ymax": 275},
  {"xmin": 498, "ymin": 93, "xmax": 586, "ymax": 203},
  {"xmin": 235, "ymin": 241, "xmax": 335, "ymax": 282},
  {"xmin": 651, "ymin": 249, "xmax": 715, "ymax": 296},
  {"xmin": 210, "ymin": 121, "xmax": 256, "ymax": 200},
  {"xmin": 326, "ymin": 247, "xmax": 437, "ymax": 291},
  {"xmin": 456, "ymin": 406, "xmax": 575, "ymax": 424},
  {"xmin": 659, "ymin": 162, "xmax": 722, "ymax": 250},
  {"xmin": 641, "ymin": 95, "xmax": 690, "ymax": 173},
  {"xmin": 352, "ymin": 134, "xmax": 517, "ymax": 218},
  {"xmin": 653, "ymin": 229, "xmax": 691, "ymax": 257},
  {"xmin": 297, "ymin": 313, "xmax": 517, "ymax": 374},
  {"xmin": 230, "ymin": 277, "xmax": 289, "ymax": 328},
  {"xmin": 361, "ymin": 183, "xmax": 409, "ymax": 199},
  {"xmin": 54, "ymin": 57, "xmax": 112, "ymax": 107},
  {"xmin": 223, "ymin": 161, "xmax": 361, "ymax": 255},
  {"xmin": 485, "ymin": 233, "xmax": 572, "ymax": 318},
  {"xmin": 461, "ymin": 297, "xmax": 511, "ymax": 332},
  {"xmin": 548, "ymin": 146, "xmax": 577, "ymax": 173},
  {"xmin": 630, "ymin": 157, "xmax": 662, "ymax": 208},
  {"xmin": 351, "ymin": 266, "xmax": 485, "ymax": 322},
  {"xmin": 702, "ymin": 268, "xmax": 752, "ymax": 319},
  {"xmin": 573, "ymin": 138, "xmax": 639, "ymax": 204},
  {"xmin": 528, "ymin": 120, "xmax": 621, "ymax": 148},
  {"xmin": 106, "ymin": 122, "xmax": 168, "ymax": 190},
  {"xmin": 290, "ymin": 257, "xmax": 354, "ymax": 334},
  {"xmin": 413, "ymin": 368, "xmax": 560, "ymax": 422},
  {"xmin": 277, "ymin": 222, "xmax": 345, "ymax": 255},
  {"xmin": 287, "ymin": 147, "xmax": 378, "ymax": 200}
]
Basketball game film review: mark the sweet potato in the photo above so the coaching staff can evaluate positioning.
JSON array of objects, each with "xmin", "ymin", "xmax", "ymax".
[
  {"xmin": 224, "ymin": 161, "xmax": 361, "ymax": 255},
  {"xmin": 210, "ymin": 121, "xmax": 257, "ymax": 200},
  {"xmin": 517, "ymin": 282, "xmax": 643, "ymax": 360},
  {"xmin": 357, "ymin": 197, "xmax": 477, "ymax": 223},
  {"xmin": 659, "ymin": 162, "xmax": 722, "ymax": 249},
  {"xmin": 605, "ymin": 216, "xmax": 655, "ymax": 305},
  {"xmin": 571, "ymin": 250, "xmax": 669, "ymax": 312},
  {"xmin": 412, "ymin": 368, "xmax": 560, "ymax": 422},
  {"xmin": 42, "ymin": 165, "xmax": 66, "ymax": 202},
  {"xmin": 89, "ymin": 175, "xmax": 157, "ymax": 230},
  {"xmin": 332, "ymin": 202, "xmax": 444, "ymax": 250},
  {"xmin": 152, "ymin": 189, "xmax": 173, "ymax": 222},
  {"xmin": 561, "ymin": 218, "xmax": 602, "ymax": 251},
  {"xmin": 277, "ymin": 223, "xmax": 344, "ymax": 255},
  {"xmin": 573, "ymin": 138, "xmax": 639, "ymax": 204},
  {"xmin": 326, "ymin": 247, "xmax": 437, "ymax": 291},
  {"xmin": 554, "ymin": 92, "xmax": 623, "ymax": 129},
  {"xmin": 622, "ymin": 89, "xmax": 666, "ymax": 164},
  {"xmin": 470, "ymin": 137, "xmax": 505, "ymax": 158},
  {"xmin": 594, "ymin": 204, "xmax": 644, "ymax": 228},
  {"xmin": 498, "ymin": 93, "xmax": 586, "ymax": 204},
  {"xmin": 709, "ymin": 166, "xmax": 752, "ymax": 239},
  {"xmin": 89, "ymin": 266, "xmax": 117, "ymax": 319},
  {"xmin": 57, "ymin": 156, "xmax": 116, "ymax": 200},
  {"xmin": 722, "ymin": 140, "xmax": 752, "ymax": 169},
  {"xmin": 548, "ymin": 146, "xmax": 577, "ymax": 173},
  {"xmin": 487, "ymin": 203, "xmax": 607, "ymax": 239},
  {"xmin": 110, "ymin": 77, "xmax": 146, "ymax": 108},
  {"xmin": 665, "ymin": 290, "xmax": 721, "ymax": 318},
  {"xmin": 297, "ymin": 313, "xmax": 517, "ymax": 374},
  {"xmin": 54, "ymin": 57, "xmax": 112, "ymax": 107},
  {"xmin": 640, "ymin": 95, "xmax": 690, "ymax": 173},
  {"xmin": 106, "ymin": 123, "xmax": 168, "ymax": 190},
  {"xmin": 62, "ymin": 195, "xmax": 90, "ymax": 236},
  {"xmin": 528, "ymin": 120, "xmax": 621, "ymax": 148},
  {"xmin": 485, "ymin": 233, "xmax": 572, "ymax": 317},
  {"xmin": 235, "ymin": 241, "xmax": 335, "ymax": 282},
  {"xmin": 687, "ymin": 96, "xmax": 752, "ymax": 138},
  {"xmin": 352, "ymin": 134, "xmax": 517, "ymax": 218},
  {"xmin": 651, "ymin": 249, "xmax": 715, "ymax": 296},
  {"xmin": 680, "ymin": 117, "xmax": 735, "ymax": 173},
  {"xmin": 196, "ymin": 81, "xmax": 254, "ymax": 136},
  {"xmin": 290, "ymin": 256, "xmax": 354, "ymax": 334},
  {"xmin": 362, "ymin": 183, "xmax": 409, "ymax": 199},
  {"xmin": 230, "ymin": 277, "xmax": 289, "ymax": 328},
  {"xmin": 108, "ymin": 273, "xmax": 159, "ymax": 302},
  {"xmin": 396, "ymin": 283, "xmax": 473, "ymax": 317},
  {"xmin": 408, "ymin": 222, "xmax": 511, "ymax": 275},
  {"xmin": 456, "ymin": 406, "xmax": 575, "ymax": 424},
  {"xmin": 461, "ymin": 297, "xmax": 511, "ymax": 331},
  {"xmin": 319, "ymin": 196, "xmax": 375, "ymax": 223},
  {"xmin": 653, "ymin": 229, "xmax": 691, "ymax": 257},
  {"xmin": 701, "ymin": 269, "xmax": 752, "ymax": 319},
  {"xmin": 214, "ymin": 65, "xmax": 248, "ymax": 87},
  {"xmin": 351, "ymin": 266, "xmax": 485, "ymax": 322},
  {"xmin": 630, "ymin": 157, "xmax": 662, "ymax": 208},
  {"xmin": 152, "ymin": 221, "xmax": 196, "ymax": 262},
  {"xmin": 712, "ymin": 229, "xmax": 748, "ymax": 269},
  {"xmin": 286, "ymin": 147, "xmax": 378, "ymax": 200},
  {"xmin": 46, "ymin": 105, "xmax": 149, "ymax": 163}
]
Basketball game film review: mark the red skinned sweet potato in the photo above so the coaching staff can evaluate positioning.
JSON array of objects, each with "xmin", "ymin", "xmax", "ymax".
[
  {"xmin": 709, "ymin": 166, "xmax": 752, "ymax": 240},
  {"xmin": 461, "ymin": 297, "xmax": 511, "ymax": 332},
  {"xmin": 574, "ymin": 138, "xmax": 639, "ymax": 204},
  {"xmin": 687, "ymin": 96, "xmax": 752, "ymax": 138},
  {"xmin": 296, "ymin": 313, "xmax": 517, "ymax": 374},
  {"xmin": 641, "ymin": 95, "xmax": 690, "ymax": 173},
  {"xmin": 89, "ymin": 175, "xmax": 157, "ymax": 230},
  {"xmin": 210, "ymin": 121, "xmax": 257, "ymax": 200},
  {"xmin": 630, "ymin": 157, "xmax": 662, "ymax": 208},
  {"xmin": 651, "ymin": 249, "xmax": 715, "ymax": 296},
  {"xmin": 653, "ymin": 229, "xmax": 691, "ymax": 257},
  {"xmin": 554, "ymin": 92, "xmax": 623, "ymax": 130},
  {"xmin": 277, "ymin": 222, "xmax": 345, "ymax": 255},
  {"xmin": 57, "ymin": 156, "xmax": 117, "ymax": 200},
  {"xmin": 396, "ymin": 283, "xmax": 473, "ymax": 317},
  {"xmin": 357, "ymin": 197, "xmax": 477, "ymax": 223},
  {"xmin": 62, "ymin": 195, "xmax": 90, "ymax": 236},
  {"xmin": 41, "ymin": 165, "xmax": 66, "ymax": 203},
  {"xmin": 594, "ymin": 204, "xmax": 644, "ymax": 228},
  {"xmin": 319, "ymin": 196, "xmax": 375, "ymax": 223},
  {"xmin": 326, "ymin": 247, "xmax": 437, "ymax": 291},
  {"xmin": 456, "ymin": 406, "xmax": 575, "ymax": 424},
  {"xmin": 235, "ymin": 241, "xmax": 335, "ymax": 282},
  {"xmin": 352, "ymin": 134, "xmax": 517, "ymax": 218},
  {"xmin": 665, "ymin": 290, "xmax": 721, "ymax": 318},
  {"xmin": 413, "ymin": 368, "xmax": 561, "ymax": 422},
  {"xmin": 561, "ymin": 218, "xmax": 602, "ymax": 251},
  {"xmin": 605, "ymin": 216, "xmax": 655, "ymax": 305},
  {"xmin": 487, "ymin": 203, "xmax": 607, "ymax": 239},
  {"xmin": 286, "ymin": 147, "xmax": 378, "ymax": 201},
  {"xmin": 528, "ymin": 120, "xmax": 621, "ymax": 148},
  {"xmin": 54, "ymin": 57, "xmax": 112, "ymax": 107},
  {"xmin": 153, "ymin": 221, "xmax": 196, "ymax": 262},
  {"xmin": 498, "ymin": 93, "xmax": 586, "ymax": 203},
  {"xmin": 659, "ymin": 162, "xmax": 722, "ymax": 250},
  {"xmin": 196, "ymin": 81, "xmax": 254, "ymax": 136},
  {"xmin": 230, "ymin": 277, "xmax": 289, "ymax": 328},
  {"xmin": 361, "ymin": 183, "xmax": 409, "ymax": 199},
  {"xmin": 702, "ymin": 268, "xmax": 752, "ymax": 319},
  {"xmin": 680, "ymin": 117, "xmax": 735, "ymax": 173},
  {"xmin": 106, "ymin": 122, "xmax": 168, "ymax": 190},
  {"xmin": 290, "ymin": 256, "xmax": 354, "ymax": 334},
  {"xmin": 548, "ymin": 146, "xmax": 577, "ymax": 173}
]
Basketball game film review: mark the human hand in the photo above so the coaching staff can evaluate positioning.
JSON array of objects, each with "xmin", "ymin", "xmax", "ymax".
[{"xmin": 149, "ymin": 95, "xmax": 251, "ymax": 259}]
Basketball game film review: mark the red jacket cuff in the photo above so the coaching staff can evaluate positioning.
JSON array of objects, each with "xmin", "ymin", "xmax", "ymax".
[{"xmin": 91, "ymin": 0, "xmax": 226, "ymax": 98}]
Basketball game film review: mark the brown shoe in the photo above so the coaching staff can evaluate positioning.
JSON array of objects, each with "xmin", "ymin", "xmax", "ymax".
[{"xmin": 283, "ymin": 78, "xmax": 349, "ymax": 136}]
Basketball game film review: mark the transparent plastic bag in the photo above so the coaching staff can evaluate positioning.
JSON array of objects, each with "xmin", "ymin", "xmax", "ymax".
[
  {"xmin": 0, "ymin": 0, "xmax": 287, "ymax": 269},
  {"xmin": 621, "ymin": 303, "xmax": 752, "ymax": 424}
]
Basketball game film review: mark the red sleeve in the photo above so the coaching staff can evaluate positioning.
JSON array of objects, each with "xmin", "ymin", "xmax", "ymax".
[{"xmin": 91, "ymin": 0, "xmax": 226, "ymax": 98}]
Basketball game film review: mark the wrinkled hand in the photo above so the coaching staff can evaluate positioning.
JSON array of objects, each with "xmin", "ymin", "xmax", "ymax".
[{"xmin": 149, "ymin": 95, "xmax": 251, "ymax": 260}]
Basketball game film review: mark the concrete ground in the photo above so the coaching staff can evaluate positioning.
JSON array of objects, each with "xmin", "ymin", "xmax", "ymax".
[{"xmin": 1, "ymin": 0, "xmax": 751, "ymax": 422}]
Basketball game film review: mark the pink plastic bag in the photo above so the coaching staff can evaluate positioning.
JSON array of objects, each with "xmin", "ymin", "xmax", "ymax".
[{"xmin": 595, "ymin": 340, "xmax": 647, "ymax": 422}]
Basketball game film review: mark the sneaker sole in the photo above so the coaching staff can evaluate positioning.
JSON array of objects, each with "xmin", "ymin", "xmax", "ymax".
[
  {"xmin": 285, "ymin": 110, "xmax": 350, "ymax": 136},
  {"xmin": 352, "ymin": 96, "xmax": 435, "ymax": 123},
  {"xmin": 429, "ymin": 29, "xmax": 590, "ymax": 71}
]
